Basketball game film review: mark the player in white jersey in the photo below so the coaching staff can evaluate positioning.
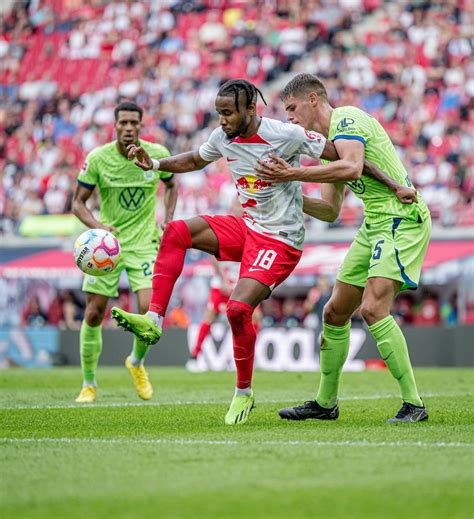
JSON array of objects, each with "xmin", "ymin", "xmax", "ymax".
[
  {"xmin": 198, "ymin": 115, "xmax": 327, "ymax": 250},
  {"xmin": 111, "ymin": 79, "xmax": 412, "ymax": 425}
]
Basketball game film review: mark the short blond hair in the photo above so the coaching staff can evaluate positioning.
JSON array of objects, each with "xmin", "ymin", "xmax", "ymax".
[{"xmin": 281, "ymin": 73, "xmax": 328, "ymax": 102}]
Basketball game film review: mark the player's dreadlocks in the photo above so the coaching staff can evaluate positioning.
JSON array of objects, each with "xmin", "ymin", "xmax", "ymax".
[{"xmin": 217, "ymin": 79, "xmax": 267, "ymax": 112}]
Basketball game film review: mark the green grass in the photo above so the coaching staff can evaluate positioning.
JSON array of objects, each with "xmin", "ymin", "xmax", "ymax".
[{"xmin": 1, "ymin": 367, "xmax": 473, "ymax": 519}]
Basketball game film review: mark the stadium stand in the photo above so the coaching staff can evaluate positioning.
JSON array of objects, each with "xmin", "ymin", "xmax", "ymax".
[
  {"xmin": 0, "ymin": 0, "xmax": 472, "ymax": 329},
  {"xmin": 0, "ymin": 0, "xmax": 472, "ymax": 235}
]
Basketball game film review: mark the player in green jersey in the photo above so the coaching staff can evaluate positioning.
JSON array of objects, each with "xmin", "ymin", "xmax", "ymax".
[
  {"xmin": 72, "ymin": 102, "xmax": 178, "ymax": 403},
  {"xmin": 256, "ymin": 73, "xmax": 431, "ymax": 423}
]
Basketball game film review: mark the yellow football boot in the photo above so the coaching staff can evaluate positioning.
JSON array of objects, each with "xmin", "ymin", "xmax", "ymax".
[
  {"xmin": 75, "ymin": 385, "xmax": 97, "ymax": 403},
  {"xmin": 126, "ymin": 356, "xmax": 153, "ymax": 400}
]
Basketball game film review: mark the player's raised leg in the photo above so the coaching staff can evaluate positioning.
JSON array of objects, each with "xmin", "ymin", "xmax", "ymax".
[
  {"xmin": 125, "ymin": 287, "xmax": 154, "ymax": 400},
  {"xmin": 111, "ymin": 216, "xmax": 220, "ymax": 344},
  {"xmin": 279, "ymin": 281, "xmax": 363, "ymax": 420},
  {"xmin": 361, "ymin": 277, "xmax": 427, "ymax": 423},
  {"xmin": 75, "ymin": 293, "xmax": 108, "ymax": 403}
]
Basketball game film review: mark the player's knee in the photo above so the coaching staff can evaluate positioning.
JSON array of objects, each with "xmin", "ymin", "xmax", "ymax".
[
  {"xmin": 323, "ymin": 301, "xmax": 347, "ymax": 327},
  {"xmin": 226, "ymin": 300, "xmax": 253, "ymax": 332},
  {"xmin": 360, "ymin": 300, "xmax": 384, "ymax": 325},
  {"xmin": 162, "ymin": 220, "xmax": 192, "ymax": 249},
  {"xmin": 84, "ymin": 305, "xmax": 105, "ymax": 326}
]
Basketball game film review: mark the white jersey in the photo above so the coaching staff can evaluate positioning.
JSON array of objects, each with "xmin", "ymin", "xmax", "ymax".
[{"xmin": 199, "ymin": 117, "xmax": 326, "ymax": 250}]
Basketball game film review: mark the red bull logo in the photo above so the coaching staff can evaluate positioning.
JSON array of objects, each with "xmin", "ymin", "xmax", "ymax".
[
  {"xmin": 235, "ymin": 175, "xmax": 272, "ymax": 193},
  {"xmin": 236, "ymin": 177, "xmax": 250, "ymax": 189},
  {"xmin": 253, "ymin": 179, "xmax": 272, "ymax": 190}
]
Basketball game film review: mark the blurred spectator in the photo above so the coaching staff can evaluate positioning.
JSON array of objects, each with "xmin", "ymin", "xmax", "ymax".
[
  {"xmin": 22, "ymin": 296, "xmax": 48, "ymax": 327},
  {"xmin": 440, "ymin": 293, "xmax": 458, "ymax": 327},
  {"xmin": 47, "ymin": 289, "xmax": 83, "ymax": 330},
  {"xmin": 281, "ymin": 298, "xmax": 305, "ymax": 328},
  {"xmin": 0, "ymin": 0, "xmax": 472, "ymax": 236},
  {"xmin": 392, "ymin": 293, "xmax": 415, "ymax": 326},
  {"xmin": 303, "ymin": 275, "xmax": 332, "ymax": 328},
  {"xmin": 413, "ymin": 292, "xmax": 441, "ymax": 326},
  {"xmin": 166, "ymin": 299, "xmax": 191, "ymax": 329}
]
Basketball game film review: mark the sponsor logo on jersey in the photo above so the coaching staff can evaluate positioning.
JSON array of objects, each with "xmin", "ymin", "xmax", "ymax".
[
  {"xmin": 119, "ymin": 187, "xmax": 145, "ymax": 211},
  {"xmin": 235, "ymin": 175, "xmax": 272, "ymax": 193},
  {"xmin": 336, "ymin": 118, "xmax": 355, "ymax": 132},
  {"xmin": 346, "ymin": 178, "xmax": 366, "ymax": 194}
]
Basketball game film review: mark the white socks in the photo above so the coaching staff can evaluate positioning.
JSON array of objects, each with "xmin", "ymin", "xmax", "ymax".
[
  {"xmin": 235, "ymin": 387, "xmax": 252, "ymax": 397},
  {"xmin": 147, "ymin": 311, "xmax": 163, "ymax": 329}
]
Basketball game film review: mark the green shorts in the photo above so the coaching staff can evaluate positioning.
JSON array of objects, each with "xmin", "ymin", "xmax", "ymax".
[
  {"xmin": 82, "ymin": 245, "xmax": 159, "ymax": 298},
  {"xmin": 337, "ymin": 215, "xmax": 431, "ymax": 291}
]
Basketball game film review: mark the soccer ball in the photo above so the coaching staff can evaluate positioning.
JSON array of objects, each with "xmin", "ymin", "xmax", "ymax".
[{"xmin": 73, "ymin": 228, "xmax": 121, "ymax": 276}]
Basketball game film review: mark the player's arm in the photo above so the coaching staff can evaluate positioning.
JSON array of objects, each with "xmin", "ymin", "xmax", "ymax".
[
  {"xmin": 256, "ymin": 139, "xmax": 365, "ymax": 183},
  {"xmin": 162, "ymin": 176, "xmax": 178, "ymax": 226},
  {"xmin": 302, "ymin": 183, "xmax": 345, "ymax": 222},
  {"xmin": 72, "ymin": 184, "xmax": 119, "ymax": 233},
  {"xmin": 320, "ymin": 141, "xmax": 416, "ymax": 201},
  {"xmin": 362, "ymin": 160, "xmax": 418, "ymax": 204},
  {"xmin": 128, "ymin": 145, "xmax": 211, "ymax": 173}
]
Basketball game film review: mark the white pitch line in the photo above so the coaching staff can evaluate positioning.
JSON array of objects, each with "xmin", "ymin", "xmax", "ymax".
[
  {"xmin": 0, "ymin": 392, "xmax": 461, "ymax": 411},
  {"xmin": 0, "ymin": 437, "xmax": 472, "ymax": 449}
]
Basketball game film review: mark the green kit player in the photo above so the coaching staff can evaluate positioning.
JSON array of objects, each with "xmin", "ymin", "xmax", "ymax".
[
  {"xmin": 72, "ymin": 102, "xmax": 178, "ymax": 403},
  {"xmin": 256, "ymin": 73, "xmax": 431, "ymax": 423}
]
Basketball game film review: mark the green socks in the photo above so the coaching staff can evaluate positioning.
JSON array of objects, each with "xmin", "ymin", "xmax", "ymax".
[
  {"xmin": 80, "ymin": 321, "xmax": 102, "ymax": 385},
  {"xmin": 368, "ymin": 315, "xmax": 422, "ymax": 407},
  {"xmin": 316, "ymin": 321, "xmax": 351, "ymax": 408},
  {"xmin": 131, "ymin": 337, "xmax": 150, "ymax": 366}
]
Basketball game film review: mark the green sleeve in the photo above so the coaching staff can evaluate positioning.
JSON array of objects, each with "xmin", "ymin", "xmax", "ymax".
[
  {"xmin": 77, "ymin": 152, "xmax": 99, "ymax": 189},
  {"xmin": 330, "ymin": 110, "xmax": 369, "ymax": 147}
]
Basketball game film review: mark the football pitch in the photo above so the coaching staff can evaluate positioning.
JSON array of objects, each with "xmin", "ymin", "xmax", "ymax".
[{"xmin": 1, "ymin": 367, "xmax": 472, "ymax": 519}]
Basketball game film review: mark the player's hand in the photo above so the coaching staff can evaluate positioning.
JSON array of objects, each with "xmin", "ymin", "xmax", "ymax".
[
  {"xmin": 395, "ymin": 186, "xmax": 418, "ymax": 204},
  {"xmin": 127, "ymin": 144, "xmax": 153, "ymax": 171},
  {"xmin": 99, "ymin": 224, "xmax": 120, "ymax": 235},
  {"xmin": 255, "ymin": 153, "xmax": 298, "ymax": 183}
]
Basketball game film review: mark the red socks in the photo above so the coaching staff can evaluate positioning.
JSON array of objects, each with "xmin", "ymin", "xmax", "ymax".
[
  {"xmin": 192, "ymin": 321, "xmax": 211, "ymax": 358},
  {"xmin": 149, "ymin": 220, "xmax": 192, "ymax": 316},
  {"xmin": 226, "ymin": 300, "xmax": 256, "ymax": 389}
]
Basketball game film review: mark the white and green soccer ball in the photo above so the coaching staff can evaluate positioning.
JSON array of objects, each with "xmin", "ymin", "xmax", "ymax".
[{"xmin": 73, "ymin": 228, "xmax": 121, "ymax": 276}]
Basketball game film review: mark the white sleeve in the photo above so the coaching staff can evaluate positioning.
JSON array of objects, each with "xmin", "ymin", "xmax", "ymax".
[
  {"xmin": 291, "ymin": 125, "xmax": 326, "ymax": 160},
  {"xmin": 198, "ymin": 128, "xmax": 223, "ymax": 162}
]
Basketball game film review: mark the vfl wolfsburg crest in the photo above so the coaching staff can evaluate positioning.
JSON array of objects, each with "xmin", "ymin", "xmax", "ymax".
[
  {"xmin": 346, "ymin": 178, "xmax": 366, "ymax": 194},
  {"xmin": 119, "ymin": 187, "xmax": 145, "ymax": 211},
  {"xmin": 143, "ymin": 170, "xmax": 155, "ymax": 182}
]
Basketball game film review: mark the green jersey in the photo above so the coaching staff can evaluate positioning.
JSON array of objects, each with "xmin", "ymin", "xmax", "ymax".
[
  {"xmin": 78, "ymin": 140, "xmax": 172, "ymax": 251},
  {"xmin": 325, "ymin": 106, "xmax": 430, "ymax": 223}
]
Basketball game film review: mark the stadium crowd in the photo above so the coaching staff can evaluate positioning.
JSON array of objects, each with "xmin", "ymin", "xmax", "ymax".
[{"xmin": 0, "ymin": 0, "xmax": 473, "ymax": 235}]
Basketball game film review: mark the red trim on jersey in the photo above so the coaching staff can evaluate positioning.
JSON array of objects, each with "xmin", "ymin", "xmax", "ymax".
[{"xmin": 229, "ymin": 134, "xmax": 271, "ymax": 145}]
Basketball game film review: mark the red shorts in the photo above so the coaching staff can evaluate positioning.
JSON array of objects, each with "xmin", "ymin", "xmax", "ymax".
[
  {"xmin": 208, "ymin": 287, "xmax": 230, "ymax": 314},
  {"xmin": 201, "ymin": 215, "xmax": 302, "ymax": 290}
]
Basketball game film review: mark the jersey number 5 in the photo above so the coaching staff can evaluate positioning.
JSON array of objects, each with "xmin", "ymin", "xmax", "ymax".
[{"xmin": 252, "ymin": 249, "xmax": 277, "ymax": 270}]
